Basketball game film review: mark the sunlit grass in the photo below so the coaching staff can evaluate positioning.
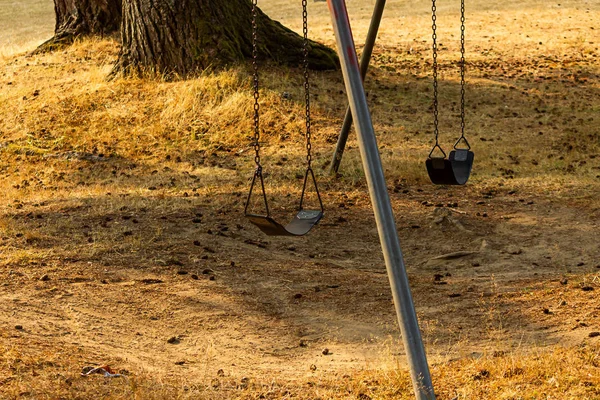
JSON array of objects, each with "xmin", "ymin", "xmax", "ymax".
[{"xmin": 0, "ymin": 0, "xmax": 599, "ymax": 398}]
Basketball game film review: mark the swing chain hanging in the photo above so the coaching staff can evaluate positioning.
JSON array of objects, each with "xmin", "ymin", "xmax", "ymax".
[
  {"xmin": 302, "ymin": 0, "xmax": 313, "ymax": 168},
  {"xmin": 426, "ymin": 0, "xmax": 474, "ymax": 185},
  {"xmin": 455, "ymin": 0, "xmax": 470, "ymax": 151},
  {"xmin": 244, "ymin": 0, "xmax": 323, "ymax": 235},
  {"xmin": 245, "ymin": 0, "xmax": 270, "ymax": 217},
  {"xmin": 251, "ymin": 0, "xmax": 261, "ymax": 169},
  {"xmin": 300, "ymin": 0, "xmax": 323, "ymax": 213},
  {"xmin": 430, "ymin": 0, "xmax": 444, "ymax": 158}
]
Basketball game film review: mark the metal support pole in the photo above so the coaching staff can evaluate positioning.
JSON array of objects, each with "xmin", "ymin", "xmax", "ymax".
[
  {"xmin": 329, "ymin": 0, "xmax": 386, "ymax": 175},
  {"xmin": 326, "ymin": 1, "xmax": 436, "ymax": 399}
]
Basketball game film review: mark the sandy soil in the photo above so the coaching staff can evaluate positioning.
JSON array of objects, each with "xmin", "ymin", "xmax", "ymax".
[{"xmin": 2, "ymin": 182, "xmax": 598, "ymax": 387}]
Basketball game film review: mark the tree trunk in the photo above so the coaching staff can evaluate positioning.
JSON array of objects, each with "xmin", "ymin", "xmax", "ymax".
[
  {"xmin": 112, "ymin": 0, "xmax": 338, "ymax": 77},
  {"xmin": 37, "ymin": 0, "xmax": 122, "ymax": 52}
]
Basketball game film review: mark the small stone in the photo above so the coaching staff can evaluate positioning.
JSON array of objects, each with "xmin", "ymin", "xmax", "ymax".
[
  {"xmin": 15, "ymin": 325, "xmax": 23, "ymax": 330},
  {"xmin": 507, "ymin": 246, "xmax": 522, "ymax": 255},
  {"xmin": 542, "ymin": 308, "xmax": 551, "ymax": 314},
  {"xmin": 293, "ymin": 293, "xmax": 303, "ymax": 299},
  {"xmin": 175, "ymin": 360, "xmax": 185, "ymax": 365},
  {"xmin": 589, "ymin": 332, "xmax": 600, "ymax": 338},
  {"xmin": 176, "ymin": 270, "xmax": 188, "ymax": 275},
  {"xmin": 581, "ymin": 286, "xmax": 594, "ymax": 292},
  {"xmin": 310, "ymin": 364, "xmax": 317, "ymax": 371},
  {"xmin": 209, "ymin": 276, "xmax": 215, "ymax": 281},
  {"xmin": 560, "ymin": 278, "xmax": 568, "ymax": 285},
  {"xmin": 299, "ymin": 340, "xmax": 308, "ymax": 347},
  {"xmin": 193, "ymin": 240, "xmax": 201, "ymax": 246},
  {"xmin": 191, "ymin": 274, "xmax": 199, "ymax": 280},
  {"xmin": 473, "ymin": 369, "xmax": 490, "ymax": 380},
  {"xmin": 217, "ymin": 369, "xmax": 225, "ymax": 377},
  {"xmin": 202, "ymin": 269, "xmax": 214, "ymax": 275},
  {"xmin": 141, "ymin": 278, "xmax": 163, "ymax": 284},
  {"xmin": 448, "ymin": 293, "xmax": 461, "ymax": 298},
  {"xmin": 167, "ymin": 336, "xmax": 180, "ymax": 344},
  {"xmin": 40, "ymin": 274, "xmax": 50, "ymax": 281},
  {"xmin": 322, "ymin": 348, "xmax": 330, "ymax": 355}
]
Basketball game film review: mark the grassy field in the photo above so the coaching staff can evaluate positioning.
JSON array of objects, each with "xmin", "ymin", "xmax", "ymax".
[
  {"xmin": 1, "ymin": 0, "xmax": 599, "ymax": 399},
  {"xmin": 0, "ymin": 0, "xmax": 54, "ymax": 57}
]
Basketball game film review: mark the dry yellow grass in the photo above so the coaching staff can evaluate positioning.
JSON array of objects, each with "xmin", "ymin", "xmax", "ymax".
[
  {"xmin": 1, "ymin": 0, "xmax": 599, "ymax": 399},
  {"xmin": 2, "ymin": 337, "xmax": 599, "ymax": 399}
]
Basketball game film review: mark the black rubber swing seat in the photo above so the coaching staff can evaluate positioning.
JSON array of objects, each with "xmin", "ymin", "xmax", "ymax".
[
  {"xmin": 426, "ymin": 149, "xmax": 474, "ymax": 185},
  {"xmin": 246, "ymin": 209, "xmax": 324, "ymax": 236}
]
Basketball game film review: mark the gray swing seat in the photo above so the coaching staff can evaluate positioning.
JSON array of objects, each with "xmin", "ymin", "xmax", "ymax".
[
  {"xmin": 246, "ymin": 209, "xmax": 323, "ymax": 236},
  {"xmin": 245, "ymin": 167, "xmax": 324, "ymax": 237}
]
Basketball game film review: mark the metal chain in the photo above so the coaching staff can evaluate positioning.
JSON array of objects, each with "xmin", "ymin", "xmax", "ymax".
[
  {"xmin": 431, "ymin": 0, "xmax": 440, "ymax": 149},
  {"xmin": 302, "ymin": 0, "xmax": 312, "ymax": 167},
  {"xmin": 251, "ymin": 0, "xmax": 261, "ymax": 169},
  {"xmin": 456, "ymin": 0, "xmax": 469, "ymax": 149}
]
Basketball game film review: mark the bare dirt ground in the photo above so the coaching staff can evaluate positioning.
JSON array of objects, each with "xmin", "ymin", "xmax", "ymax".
[
  {"xmin": 1, "ymin": 182, "xmax": 599, "ymax": 397},
  {"xmin": 1, "ymin": 0, "xmax": 599, "ymax": 398}
]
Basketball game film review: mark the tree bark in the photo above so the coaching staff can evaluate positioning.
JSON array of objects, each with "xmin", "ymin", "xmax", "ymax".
[
  {"xmin": 112, "ymin": 0, "xmax": 338, "ymax": 77},
  {"xmin": 37, "ymin": 0, "xmax": 122, "ymax": 52}
]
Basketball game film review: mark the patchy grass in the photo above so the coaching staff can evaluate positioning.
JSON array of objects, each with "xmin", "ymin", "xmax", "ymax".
[{"xmin": 0, "ymin": 0, "xmax": 599, "ymax": 398}]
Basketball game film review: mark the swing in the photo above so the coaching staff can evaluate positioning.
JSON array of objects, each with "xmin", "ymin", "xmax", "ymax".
[
  {"xmin": 426, "ymin": 0, "xmax": 474, "ymax": 185},
  {"xmin": 244, "ymin": 0, "xmax": 324, "ymax": 237}
]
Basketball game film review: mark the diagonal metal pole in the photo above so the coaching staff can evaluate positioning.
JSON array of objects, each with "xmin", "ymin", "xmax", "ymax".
[
  {"xmin": 329, "ymin": 0, "xmax": 386, "ymax": 175},
  {"xmin": 326, "ymin": 1, "xmax": 436, "ymax": 399}
]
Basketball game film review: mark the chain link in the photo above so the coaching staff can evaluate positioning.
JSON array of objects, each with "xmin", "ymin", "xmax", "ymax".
[
  {"xmin": 458, "ymin": 0, "xmax": 467, "ymax": 147},
  {"xmin": 251, "ymin": 0, "xmax": 261, "ymax": 168},
  {"xmin": 302, "ymin": 0, "xmax": 312, "ymax": 167},
  {"xmin": 431, "ymin": 0, "xmax": 440, "ymax": 148}
]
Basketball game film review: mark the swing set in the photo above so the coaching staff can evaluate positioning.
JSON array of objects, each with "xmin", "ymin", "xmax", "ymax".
[
  {"xmin": 245, "ymin": 0, "xmax": 474, "ymax": 237},
  {"xmin": 242, "ymin": 1, "xmax": 476, "ymax": 398}
]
